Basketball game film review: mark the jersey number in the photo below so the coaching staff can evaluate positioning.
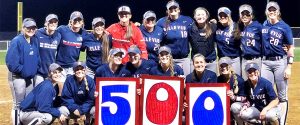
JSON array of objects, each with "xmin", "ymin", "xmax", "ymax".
[
  {"xmin": 246, "ymin": 39, "xmax": 255, "ymax": 46},
  {"xmin": 181, "ymin": 31, "xmax": 187, "ymax": 38},
  {"xmin": 270, "ymin": 37, "xmax": 279, "ymax": 46}
]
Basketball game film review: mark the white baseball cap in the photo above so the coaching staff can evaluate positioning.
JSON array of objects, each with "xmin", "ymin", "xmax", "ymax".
[
  {"xmin": 143, "ymin": 11, "xmax": 156, "ymax": 20},
  {"xmin": 266, "ymin": 1, "xmax": 280, "ymax": 11},
  {"xmin": 22, "ymin": 18, "xmax": 37, "ymax": 28},
  {"xmin": 218, "ymin": 7, "xmax": 231, "ymax": 15},
  {"xmin": 118, "ymin": 6, "xmax": 131, "ymax": 14},
  {"xmin": 239, "ymin": 4, "xmax": 253, "ymax": 15},
  {"xmin": 92, "ymin": 17, "xmax": 105, "ymax": 26},
  {"xmin": 70, "ymin": 11, "xmax": 83, "ymax": 21},
  {"xmin": 46, "ymin": 14, "xmax": 58, "ymax": 22},
  {"xmin": 166, "ymin": 0, "xmax": 179, "ymax": 9}
]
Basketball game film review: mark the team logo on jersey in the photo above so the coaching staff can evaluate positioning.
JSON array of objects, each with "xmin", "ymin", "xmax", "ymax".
[
  {"xmin": 77, "ymin": 90, "xmax": 84, "ymax": 95},
  {"xmin": 77, "ymin": 36, "xmax": 83, "ymax": 42},
  {"xmin": 29, "ymin": 51, "xmax": 34, "ymax": 55},
  {"xmin": 52, "ymin": 40, "xmax": 58, "ymax": 45},
  {"xmin": 199, "ymin": 32, "xmax": 206, "ymax": 36}
]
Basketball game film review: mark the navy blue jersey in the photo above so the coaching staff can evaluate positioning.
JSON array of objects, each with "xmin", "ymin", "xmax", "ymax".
[
  {"xmin": 61, "ymin": 75, "xmax": 95, "ymax": 115},
  {"xmin": 56, "ymin": 25, "xmax": 87, "ymax": 68},
  {"xmin": 244, "ymin": 77, "xmax": 277, "ymax": 111},
  {"xmin": 140, "ymin": 25, "xmax": 163, "ymax": 62},
  {"xmin": 186, "ymin": 69, "xmax": 217, "ymax": 83},
  {"xmin": 82, "ymin": 33, "xmax": 112, "ymax": 71},
  {"xmin": 240, "ymin": 21, "xmax": 263, "ymax": 57},
  {"xmin": 149, "ymin": 64, "xmax": 184, "ymax": 76},
  {"xmin": 20, "ymin": 80, "xmax": 61, "ymax": 117},
  {"xmin": 216, "ymin": 23, "xmax": 241, "ymax": 57},
  {"xmin": 156, "ymin": 15, "xmax": 193, "ymax": 59},
  {"xmin": 36, "ymin": 28, "xmax": 61, "ymax": 78},
  {"xmin": 6, "ymin": 34, "xmax": 40, "ymax": 79},
  {"xmin": 218, "ymin": 74, "xmax": 245, "ymax": 96},
  {"xmin": 95, "ymin": 64, "xmax": 131, "ymax": 78},
  {"xmin": 262, "ymin": 20, "xmax": 293, "ymax": 56},
  {"xmin": 188, "ymin": 22, "xmax": 217, "ymax": 61},
  {"xmin": 125, "ymin": 59, "xmax": 157, "ymax": 78}
]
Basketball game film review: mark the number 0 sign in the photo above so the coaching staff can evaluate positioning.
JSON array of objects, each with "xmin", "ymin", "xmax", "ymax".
[
  {"xmin": 141, "ymin": 75, "xmax": 184, "ymax": 125},
  {"xmin": 186, "ymin": 83, "xmax": 230, "ymax": 125},
  {"xmin": 95, "ymin": 78, "xmax": 140, "ymax": 125}
]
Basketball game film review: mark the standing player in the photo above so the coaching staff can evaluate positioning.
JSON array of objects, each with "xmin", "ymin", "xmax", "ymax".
[
  {"xmin": 238, "ymin": 4, "xmax": 263, "ymax": 80},
  {"xmin": 156, "ymin": 0, "xmax": 194, "ymax": 76},
  {"xmin": 140, "ymin": 10, "xmax": 163, "ymax": 62},
  {"xmin": 186, "ymin": 54, "xmax": 217, "ymax": 83},
  {"xmin": 216, "ymin": 7, "xmax": 242, "ymax": 75},
  {"xmin": 6, "ymin": 18, "xmax": 39, "ymax": 125},
  {"xmin": 149, "ymin": 46, "xmax": 184, "ymax": 77},
  {"xmin": 82, "ymin": 17, "xmax": 111, "ymax": 79},
  {"xmin": 188, "ymin": 7, "xmax": 218, "ymax": 73},
  {"xmin": 261, "ymin": 2, "xmax": 294, "ymax": 125},
  {"xmin": 231, "ymin": 62, "xmax": 280, "ymax": 125},
  {"xmin": 106, "ymin": 5, "xmax": 148, "ymax": 63},
  {"xmin": 56, "ymin": 11, "xmax": 87, "ymax": 75},
  {"xmin": 95, "ymin": 48, "xmax": 131, "ymax": 77},
  {"xmin": 35, "ymin": 14, "xmax": 61, "ymax": 84},
  {"xmin": 19, "ymin": 63, "xmax": 67, "ymax": 125}
]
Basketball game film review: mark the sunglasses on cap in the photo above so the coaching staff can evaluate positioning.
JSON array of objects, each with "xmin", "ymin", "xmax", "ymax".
[
  {"xmin": 73, "ymin": 18, "xmax": 83, "ymax": 23},
  {"xmin": 25, "ymin": 26, "xmax": 37, "ymax": 31},
  {"xmin": 268, "ymin": 7, "xmax": 277, "ymax": 12},
  {"xmin": 146, "ymin": 17, "xmax": 156, "ymax": 22},
  {"xmin": 218, "ymin": 13, "xmax": 228, "ymax": 18},
  {"xmin": 241, "ymin": 11, "xmax": 251, "ymax": 17},
  {"xmin": 118, "ymin": 11, "xmax": 131, "ymax": 15}
]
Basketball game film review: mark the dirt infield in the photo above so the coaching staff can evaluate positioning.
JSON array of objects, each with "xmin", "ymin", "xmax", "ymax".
[{"xmin": 0, "ymin": 64, "xmax": 299, "ymax": 125}]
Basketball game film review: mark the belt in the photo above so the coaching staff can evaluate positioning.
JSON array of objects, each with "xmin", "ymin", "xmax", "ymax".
[
  {"xmin": 263, "ymin": 56, "xmax": 283, "ymax": 61},
  {"xmin": 243, "ymin": 56, "xmax": 260, "ymax": 60}
]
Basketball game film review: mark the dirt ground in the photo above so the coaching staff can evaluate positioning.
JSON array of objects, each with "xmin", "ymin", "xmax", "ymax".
[{"xmin": 0, "ymin": 63, "xmax": 299, "ymax": 125}]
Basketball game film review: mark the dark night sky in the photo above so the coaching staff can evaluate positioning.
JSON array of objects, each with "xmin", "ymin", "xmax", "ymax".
[{"xmin": 1, "ymin": 0, "xmax": 300, "ymax": 32}]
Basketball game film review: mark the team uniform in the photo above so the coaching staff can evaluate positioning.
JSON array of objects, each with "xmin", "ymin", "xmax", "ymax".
[
  {"xmin": 19, "ymin": 80, "xmax": 62, "ymax": 125},
  {"xmin": 240, "ymin": 21, "xmax": 263, "ymax": 80},
  {"xmin": 81, "ymin": 32, "xmax": 112, "ymax": 78},
  {"xmin": 261, "ymin": 19, "xmax": 293, "ymax": 124},
  {"xmin": 186, "ymin": 69, "xmax": 217, "ymax": 83},
  {"xmin": 35, "ymin": 28, "xmax": 61, "ymax": 83},
  {"xmin": 140, "ymin": 25, "xmax": 163, "ymax": 62},
  {"xmin": 56, "ymin": 25, "xmax": 87, "ymax": 75},
  {"xmin": 216, "ymin": 23, "xmax": 242, "ymax": 75},
  {"xmin": 231, "ymin": 77, "xmax": 280, "ymax": 124},
  {"xmin": 125, "ymin": 59, "xmax": 157, "ymax": 78},
  {"xmin": 156, "ymin": 15, "xmax": 193, "ymax": 76},
  {"xmin": 149, "ymin": 64, "xmax": 184, "ymax": 77},
  {"xmin": 95, "ymin": 63, "xmax": 131, "ymax": 78},
  {"xmin": 6, "ymin": 33, "xmax": 40, "ymax": 125},
  {"xmin": 106, "ymin": 22, "xmax": 148, "ymax": 63},
  {"xmin": 188, "ymin": 22, "xmax": 218, "ymax": 73}
]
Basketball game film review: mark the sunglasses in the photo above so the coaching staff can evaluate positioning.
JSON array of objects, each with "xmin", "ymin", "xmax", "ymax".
[
  {"xmin": 218, "ymin": 13, "xmax": 228, "ymax": 18},
  {"xmin": 93, "ymin": 22, "xmax": 104, "ymax": 27},
  {"xmin": 241, "ymin": 11, "xmax": 251, "ymax": 17},
  {"xmin": 73, "ymin": 18, "xmax": 83, "ymax": 23},
  {"xmin": 48, "ymin": 19, "xmax": 58, "ymax": 24},
  {"xmin": 268, "ymin": 7, "xmax": 277, "ymax": 12},
  {"xmin": 146, "ymin": 17, "xmax": 156, "ymax": 22},
  {"xmin": 25, "ymin": 26, "xmax": 37, "ymax": 31}
]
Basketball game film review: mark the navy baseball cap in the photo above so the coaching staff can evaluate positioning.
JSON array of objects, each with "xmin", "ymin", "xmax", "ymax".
[
  {"xmin": 218, "ymin": 57, "xmax": 233, "ymax": 65},
  {"xmin": 73, "ymin": 61, "xmax": 86, "ymax": 69},
  {"xmin": 49, "ymin": 63, "xmax": 63, "ymax": 72},
  {"xmin": 143, "ymin": 11, "xmax": 156, "ymax": 20},
  {"xmin": 266, "ymin": 1, "xmax": 280, "ymax": 11},
  {"xmin": 109, "ymin": 48, "xmax": 126, "ymax": 58},
  {"xmin": 239, "ymin": 4, "xmax": 253, "ymax": 15},
  {"xmin": 46, "ymin": 14, "xmax": 58, "ymax": 22},
  {"xmin": 158, "ymin": 46, "xmax": 171, "ymax": 54},
  {"xmin": 92, "ymin": 17, "xmax": 105, "ymax": 26},
  {"xmin": 218, "ymin": 7, "xmax": 231, "ymax": 15},
  {"xmin": 245, "ymin": 62, "xmax": 259, "ymax": 71},
  {"xmin": 118, "ymin": 6, "xmax": 131, "ymax": 14},
  {"xmin": 128, "ymin": 46, "xmax": 141, "ymax": 54},
  {"xmin": 70, "ymin": 11, "xmax": 83, "ymax": 21},
  {"xmin": 166, "ymin": 0, "xmax": 179, "ymax": 9},
  {"xmin": 22, "ymin": 18, "xmax": 37, "ymax": 28}
]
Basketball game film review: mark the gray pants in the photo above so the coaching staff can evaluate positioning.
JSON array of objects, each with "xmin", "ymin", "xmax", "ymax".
[
  {"xmin": 8, "ymin": 72, "xmax": 34, "ymax": 125},
  {"xmin": 20, "ymin": 111, "xmax": 53, "ymax": 125},
  {"xmin": 59, "ymin": 106, "xmax": 95, "ymax": 120},
  {"xmin": 231, "ymin": 102, "xmax": 280, "ymax": 124},
  {"xmin": 241, "ymin": 57, "xmax": 262, "ymax": 80},
  {"xmin": 34, "ymin": 74, "xmax": 45, "ymax": 86},
  {"xmin": 174, "ymin": 57, "xmax": 191, "ymax": 76}
]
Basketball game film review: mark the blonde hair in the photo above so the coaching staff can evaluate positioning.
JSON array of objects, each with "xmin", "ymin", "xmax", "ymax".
[
  {"xmin": 125, "ymin": 23, "xmax": 133, "ymax": 40},
  {"xmin": 159, "ymin": 53, "xmax": 175, "ymax": 76}
]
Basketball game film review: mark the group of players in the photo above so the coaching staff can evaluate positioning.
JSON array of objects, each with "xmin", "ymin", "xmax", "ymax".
[{"xmin": 5, "ymin": 0, "xmax": 294, "ymax": 125}]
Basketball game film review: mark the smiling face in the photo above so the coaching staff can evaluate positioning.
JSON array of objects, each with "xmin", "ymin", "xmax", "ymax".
[
  {"xmin": 193, "ymin": 56, "xmax": 206, "ymax": 73},
  {"xmin": 50, "ymin": 70, "xmax": 62, "ymax": 83},
  {"xmin": 111, "ymin": 52, "xmax": 123, "ymax": 65},
  {"xmin": 218, "ymin": 12, "xmax": 229, "ymax": 25},
  {"xmin": 143, "ymin": 17, "xmax": 156, "ymax": 29},
  {"xmin": 247, "ymin": 68, "xmax": 259, "ymax": 81},
  {"xmin": 23, "ymin": 26, "xmax": 37, "ymax": 38},
  {"xmin": 266, "ymin": 7, "xmax": 280, "ymax": 21},
  {"xmin": 240, "ymin": 10, "xmax": 252, "ymax": 24},
  {"xmin": 128, "ymin": 52, "xmax": 141, "ymax": 65},
  {"xmin": 219, "ymin": 63, "xmax": 231, "ymax": 75},
  {"xmin": 70, "ymin": 18, "xmax": 84, "ymax": 32},
  {"xmin": 93, "ymin": 22, "xmax": 105, "ymax": 35},
  {"xmin": 74, "ymin": 66, "xmax": 86, "ymax": 80},
  {"xmin": 168, "ymin": 6, "xmax": 180, "ymax": 20},
  {"xmin": 194, "ymin": 9, "xmax": 208, "ymax": 24},
  {"xmin": 159, "ymin": 51, "xmax": 171, "ymax": 65},
  {"xmin": 118, "ymin": 11, "xmax": 132, "ymax": 24},
  {"xmin": 46, "ymin": 19, "xmax": 58, "ymax": 31}
]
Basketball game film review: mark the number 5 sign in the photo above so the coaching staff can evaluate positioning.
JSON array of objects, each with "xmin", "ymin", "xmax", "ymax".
[
  {"xmin": 186, "ymin": 83, "xmax": 230, "ymax": 125},
  {"xmin": 141, "ymin": 75, "xmax": 184, "ymax": 125},
  {"xmin": 95, "ymin": 78, "xmax": 140, "ymax": 125}
]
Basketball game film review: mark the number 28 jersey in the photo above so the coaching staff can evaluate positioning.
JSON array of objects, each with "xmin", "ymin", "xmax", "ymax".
[{"xmin": 262, "ymin": 20, "xmax": 293, "ymax": 57}]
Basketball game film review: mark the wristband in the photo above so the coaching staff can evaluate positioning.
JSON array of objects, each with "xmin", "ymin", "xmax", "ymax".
[{"xmin": 287, "ymin": 56, "xmax": 294, "ymax": 64}]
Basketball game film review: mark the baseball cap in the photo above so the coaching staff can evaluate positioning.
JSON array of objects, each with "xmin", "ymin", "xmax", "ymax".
[
  {"xmin": 218, "ymin": 7, "xmax": 231, "ymax": 15},
  {"xmin": 46, "ymin": 14, "xmax": 58, "ymax": 22},
  {"xmin": 143, "ymin": 11, "xmax": 156, "ymax": 20},
  {"xmin": 73, "ymin": 61, "xmax": 86, "ymax": 69},
  {"xmin": 109, "ymin": 48, "xmax": 126, "ymax": 58},
  {"xmin": 49, "ymin": 63, "xmax": 63, "ymax": 72},
  {"xmin": 158, "ymin": 46, "xmax": 171, "ymax": 54},
  {"xmin": 166, "ymin": 0, "xmax": 180, "ymax": 9},
  {"xmin": 245, "ymin": 62, "xmax": 259, "ymax": 71},
  {"xmin": 22, "ymin": 18, "xmax": 37, "ymax": 28},
  {"xmin": 92, "ymin": 17, "xmax": 105, "ymax": 26},
  {"xmin": 218, "ymin": 57, "xmax": 233, "ymax": 65},
  {"xmin": 128, "ymin": 46, "xmax": 141, "ymax": 54},
  {"xmin": 266, "ymin": 1, "xmax": 280, "ymax": 11},
  {"xmin": 118, "ymin": 6, "xmax": 131, "ymax": 14},
  {"xmin": 70, "ymin": 11, "xmax": 83, "ymax": 21},
  {"xmin": 239, "ymin": 4, "xmax": 253, "ymax": 15}
]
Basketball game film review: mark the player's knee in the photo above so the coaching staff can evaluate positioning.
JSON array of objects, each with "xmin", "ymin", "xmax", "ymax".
[
  {"xmin": 230, "ymin": 102, "xmax": 242, "ymax": 114},
  {"xmin": 58, "ymin": 106, "xmax": 70, "ymax": 116},
  {"xmin": 266, "ymin": 113, "xmax": 279, "ymax": 122},
  {"xmin": 240, "ymin": 110, "xmax": 253, "ymax": 121},
  {"xmin": 42, "ymin": 114, "xmax": 53, "ymax": 124}
]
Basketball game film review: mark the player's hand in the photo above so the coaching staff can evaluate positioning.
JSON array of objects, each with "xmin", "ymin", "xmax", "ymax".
[
  {"xmin": 239, "ymin": 105, "xmax": 248, "ymax": 117},
  {"xmin": 227, "ymin": 90, "xmax": 235, "ymax": 101},
  {"xmin": 59, "ymin": 114, "xmax": 67, "ymax": 123},
  {"xmin": 134, "ymin": 22, "xmax": 141, "ymax": 27},
  {"xmin": 80, "ymin": 115, "xmax": 86, "ymax": 121},
  {"xmin": 259, "ymin": 109, "xmax": 267, "ymax": 120},
  {"xmin": 74, "ymin": 109, "xmax": 80, "ymax": 117},
  {"xmin": 94, "ymin": 91, "xmax": 99, "ymax": 98},
  {"xmin": 209, "ymin": 19, "xmax": 217, "ymax": 24},
  {"xmin": 137, "ymin": 89, "xmax": 141, "ymax": 95},
  {"xmin": 282, "ymin": 46, "xmax": 288, "ymax": 53},
  {"xmin": 284, "ymin": 66, "xmax": 291, "ymax": 80}
]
